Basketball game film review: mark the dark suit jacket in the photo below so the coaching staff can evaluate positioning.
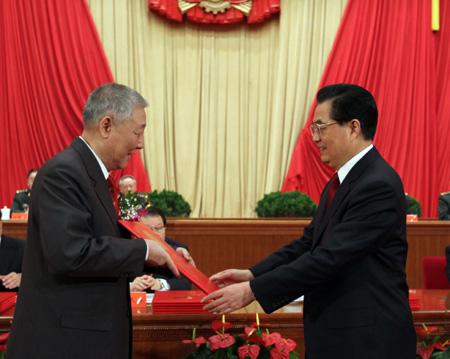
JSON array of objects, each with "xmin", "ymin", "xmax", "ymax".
[
  {"xmin": 249, "ymin": 148, "xmax": 416, "ymax": 359},
  {"xmin": 438, "ymin": 192, "xmax": 450, "ymax": 220},
  {"xmin": 142, "ymin": 237, "xmax": 191, "ymax": 291},
  {"xmin": 11, "ymin": 190, "xmax": 30, "ymax": 212},
  {"xmin": 7, "ymin": 138, "xmax": 147, "ymax": 359},
  {"xmin": 0, "ymin": 236, "xmax": 25, "ymax": 292}
]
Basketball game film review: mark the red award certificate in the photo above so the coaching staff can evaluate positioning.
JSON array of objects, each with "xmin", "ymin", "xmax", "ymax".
[{"xmin": 119, "ymin": 220, "xmax": 219, "ymax": 294}]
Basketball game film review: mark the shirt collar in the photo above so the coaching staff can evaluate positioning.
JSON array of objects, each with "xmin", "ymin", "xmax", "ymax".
[
  {"xmin": 78, "ymin": 136, "xmax": 109, "ymax": 180},
  {"xmin": 337, "ymin": 144, "xmax": 373, "ymax": 183}
]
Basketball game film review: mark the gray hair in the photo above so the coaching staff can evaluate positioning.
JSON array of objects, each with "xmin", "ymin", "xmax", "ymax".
[
  {"xmin": 82, "ymin": 83, "xmax": 148, "ymax": 126},
  {"xmin": 119, "ymin": 174, "xmax": 136, "ymax": 185}
]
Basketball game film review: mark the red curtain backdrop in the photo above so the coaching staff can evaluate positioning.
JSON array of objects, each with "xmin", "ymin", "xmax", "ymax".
[
  {"xmin": 283, "ymin": 0, "xmax": 450, "ymax": 218},
  {"xmin": 436, "ymin": 0, "xmax": 450, "ymax": 193},
  {"xmin": 0, "ymin": 0, "xmax": 150, "ymax": 209}
]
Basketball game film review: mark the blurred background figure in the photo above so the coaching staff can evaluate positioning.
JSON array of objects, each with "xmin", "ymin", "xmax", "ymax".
[
  {"xmin": 119, "ymin": 174, "xmax": 137, "ymax": 194},
  {"xmin": 11, "ymin": 169, "xmax": 38, "ymax": 213},
  {"xmin": 0, "ymin": 234, "xmax": 25, "ymax": 291},
  {"xmin": 438, "ymin": 191, "xmax": 450, "ymax": 220},
  {"xmin": 130, "ymin": 207, "xmax": 193, "ymax": 292}
]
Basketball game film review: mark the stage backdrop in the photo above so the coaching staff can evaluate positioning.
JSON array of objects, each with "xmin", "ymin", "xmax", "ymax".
[
  {"xmin": 283, "ymin": 0, "xmax": 450, "ymax": 218},
  {"xmin": 0, "ymin": 0, "xmax": 150, "ymax": 210},
  {"xmin": 88, "ymin": 0, "xmax": 346, "ymax": 217}
]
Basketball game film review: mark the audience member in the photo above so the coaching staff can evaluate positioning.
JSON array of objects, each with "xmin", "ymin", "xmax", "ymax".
[
  {"xmin": 7, "ymin": 83, "xmax": 178, "ymax": 359},
  {"xmin": 131, "ymin": 207, "xmax": 192, "ymax": 291},
  {"xmin": 11, "ymin": 169, "xmax": 38, "ymax": 212},
  {"xmin": 119, "ymin": 175, "xmax": 137, "ymax": 194},
  {"xmin": 0, "ymin": 235, "xmax": 25, "ymax": 291},
  {"xmin": 438, "ymin": 191, "xmax": 450, "ymax": 220}
]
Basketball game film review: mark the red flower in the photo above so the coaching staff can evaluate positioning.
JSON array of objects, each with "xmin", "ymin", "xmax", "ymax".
[
  {"xmin": 262, "ymin": 332, "xmax": 282, "ymax": 346},
  {"xmin": 238, "ymin": 344, "xmax": 260, "ymax": 359},
  {"xmin": 212, "ymin": 319, "xmax": 232, "ymax": 333},
  {"xmin": 209, "ymin": 333, "xmax": 235, "ymax": 351},
  {"xmin": 270, "ymin": 346, "xmax": 290, "ymax": 359},
  {"xmin": 275, "ymin": 338, "xmax": 297, "ymax": 353},
  {"xmin": 182, "ymin": 336, "xmax": 207, "ymax": 348},
  {"xmin": 0, "ymin": 331, "xmax": 9, "ymax": 352},
  {"xmin": 416, "ymin": 326, "xmax": 439, "ymax": 337}
]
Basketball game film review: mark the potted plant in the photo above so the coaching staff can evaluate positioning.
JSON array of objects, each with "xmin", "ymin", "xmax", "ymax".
[
  {"xmin": 406, "ymin": 194, "xmax": 422, "ymax": 216},
  {"xmin": 255, "ymin": 191, "xmax": 316, "ymax": 218},
  {"xmin": 149, "ymin": 190, "xmax": 191, "ymax": 217}
]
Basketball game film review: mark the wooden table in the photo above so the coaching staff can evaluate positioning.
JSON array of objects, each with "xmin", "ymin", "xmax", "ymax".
[
  {"xmin": 1, "ymin": 290, "xmax": 449, "ymax": 358},
  {"xmin": 2, "ymin": 219, "xmax": 449, "ymax": 288}
]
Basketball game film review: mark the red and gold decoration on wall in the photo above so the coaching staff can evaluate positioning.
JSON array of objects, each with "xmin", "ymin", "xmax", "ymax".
[{"xmin": 148, "ymin": 0, "xmax": 280, "ymax": 25}]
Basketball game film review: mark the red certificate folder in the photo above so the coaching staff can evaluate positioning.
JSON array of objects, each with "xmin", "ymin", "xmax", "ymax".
[
  {"xmin": 152, "ymin": 290, "xmax": 208, "ymax": 314},
  {"xmin": 0, "ymin": 292, "xmax": 17, "ymax": 314},
  {"xmin": 119, "ymin": 220, "xmax": 219, "ymax": 294}
]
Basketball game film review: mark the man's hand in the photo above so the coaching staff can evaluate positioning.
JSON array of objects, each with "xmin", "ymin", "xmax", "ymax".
[
  {"xmin": 176, "ymin": 247, "xmax": 196, "ymax": 267},
  {"xmin": 1, "ymin": 272, "xmax": 22, "ymax": 289},
  {"xmin": 144, "ymin": 240, "xmax": 180, "ymax": 277},
  {"xmin": 130, "ymin": 274, "xmax": 153, "ymax": 291},
  {"xmin": 201, "ymin": 282, "xmax": 255, "ymax": 315},
  {"xmin": 210, "ymin": 269, "xmax": 254, "ymax": 288}
]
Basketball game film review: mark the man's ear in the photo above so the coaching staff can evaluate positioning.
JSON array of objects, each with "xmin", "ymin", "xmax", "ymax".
[
  {"xmin": 350, "ymin": 119, "xmax": 362, "ymax": 135},
  {"xmin": 98, "ymin": 116, "xmax": 113, "ymax": 138}
]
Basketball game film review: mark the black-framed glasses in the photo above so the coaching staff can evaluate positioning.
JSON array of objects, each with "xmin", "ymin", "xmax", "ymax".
[
  {"xmin": 150, "ymin": 225, "xmax": 166, "ymax": 233},
  {"xmin": 310, "ymin": 121, "xmax": 338, "ymax": 136}
]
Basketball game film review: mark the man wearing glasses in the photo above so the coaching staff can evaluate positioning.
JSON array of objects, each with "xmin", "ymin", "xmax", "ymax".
[
  {"xmin": 131, "ymin": 207, "xmax": 193, "ymax": 291},
  {"xmin": 203, "ymin": 84, "xmax": 416, "ymax": 359}
]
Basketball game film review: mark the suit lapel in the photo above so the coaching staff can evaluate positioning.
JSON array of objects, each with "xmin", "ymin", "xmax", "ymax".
[
  {"xmin": 71, "ymin": 138, "xmax": 118, "ymax": 229},
  {"xmin": 312, "ymin": 147, "xmax": 380, "ymax": 249}
]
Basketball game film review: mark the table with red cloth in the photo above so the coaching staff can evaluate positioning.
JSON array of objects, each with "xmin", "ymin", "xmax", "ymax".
[{"xmin": 1, "ymin": 290, "xmax": 449, "ymax": 358}]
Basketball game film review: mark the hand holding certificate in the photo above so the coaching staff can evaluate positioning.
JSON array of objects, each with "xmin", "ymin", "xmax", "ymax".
[{"xmin": 119, "ymin": 220, "xmax": 219, "ymax": 294}]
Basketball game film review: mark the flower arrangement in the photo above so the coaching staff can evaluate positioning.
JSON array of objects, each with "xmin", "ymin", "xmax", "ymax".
[
  {"xmin": 183, "ymin": 315, "xmax": 299, "ymax": 359},
  {"xmin": 119, "ymin": 191, "xmax": 152, "ymax": 221},
  {"xmin": 119, "ymin": 190, "xmax": 192, "ymax": 220},
  {"xmin": 416, "ymin": 324, "xmax": 449, "ymax": 359}
]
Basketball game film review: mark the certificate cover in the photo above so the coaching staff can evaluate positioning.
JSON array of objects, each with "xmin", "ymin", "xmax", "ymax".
[
  {"xmin": 0, "ymin": 292, "xmax": 17, "ymax": 314},
  {"xmin": 119, "ymin": 220, "xmax": 219, "ymax": 294},
  {"xmin": 152, "ymin": 290, "xmax": 208, "ymax": 314}
]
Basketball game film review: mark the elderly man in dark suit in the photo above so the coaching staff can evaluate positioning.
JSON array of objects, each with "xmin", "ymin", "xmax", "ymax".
[
  {"xmin": 203, "ymin": 84, "xmax": 416, "ymax": 359},
  {"xmin": 7, "ymin": 83, "xmax": 179, "ymax": 359}
]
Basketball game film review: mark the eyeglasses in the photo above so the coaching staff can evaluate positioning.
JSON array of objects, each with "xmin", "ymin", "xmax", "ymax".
[
  {"xmin": 310, "ymin": 121, "xmax": 338, "ymax": 136},
  {"xmin": 149, "ymin": 225, "xmax": 166, "ymax": 233}
]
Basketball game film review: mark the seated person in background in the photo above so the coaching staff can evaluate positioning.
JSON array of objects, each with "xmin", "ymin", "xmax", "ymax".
[
  {"xmin": 0, "ymin": 235, "xmax": 25, "ymax": 291},
  {"xmin": 439, "ymin": 191, "xmax": 450, "ymax": 220},
  {"xmin": 446, "ymin": 246, "xmax": 450, "ymax": 282},
  {"xmin": 130, "ymin": 207, "xmax": 193, "ymax": 291},
  {"xmin": 11, "ymin": 168, "xmax": 38, "ymax": 212},
  {"xmin": 119, "ymin": 174, "xmax": 137, "ymax": 194}
]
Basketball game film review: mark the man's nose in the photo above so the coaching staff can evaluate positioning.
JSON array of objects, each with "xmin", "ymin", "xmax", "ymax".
[{"xmin": 312, "ymin": 131, "xmax": 320, "ymax": 143}]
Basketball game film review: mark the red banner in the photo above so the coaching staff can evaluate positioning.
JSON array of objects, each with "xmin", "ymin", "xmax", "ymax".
[{"xmin": 148, "ymin": 0, "xmax": 280, "ymax": 25}]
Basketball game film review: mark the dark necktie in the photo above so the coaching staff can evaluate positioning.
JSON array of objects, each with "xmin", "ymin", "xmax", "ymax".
[
  {"xmin": 327, "ymin": 173, "xmax": 340, "ymax": 208},
  {"xmin": 107, "ymin": 176, "xmax": 120, "ymax": 214}
]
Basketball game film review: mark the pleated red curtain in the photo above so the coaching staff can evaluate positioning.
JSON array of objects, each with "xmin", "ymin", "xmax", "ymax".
[
  {"xmin": 283, "ymin": 0, "xmax": 448, "ymax": 218},
  {"xmin": 0, "ymin": 0, "xmax": 150, "ymax": 209}
]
